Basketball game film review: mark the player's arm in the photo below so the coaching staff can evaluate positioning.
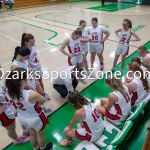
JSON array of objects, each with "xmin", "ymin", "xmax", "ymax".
[
  {"xmin": 103, "ymin": 93, "xmax": 117, "ymax": 110},
  {"xmin": 102, "ymin": 30, "xmax": 110, "ymax": 43},
  {"xmin": 115, "ymin": 28, "xmax": 122, "ymax": 38},
  {"xmin": 69, "ymin": 110, "xmax": 83, "ymax": 129},
  {"xmin": 60, "ymin": 38, "xmax": 73, "ymax": 57},
  {"xmin": 29, "ymin": 90, "xmax": 46, "ymax": 105},
  {"xmin": 123, "ymin": 82, "xmax": 137, "ymax": 92},
  {"xmin": 130, "ymin": 30, "xmax": 141, "ymax": 42}
]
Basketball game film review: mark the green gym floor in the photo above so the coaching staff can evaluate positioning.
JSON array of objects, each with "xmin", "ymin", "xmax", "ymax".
[{"xmin": 0, "ymin": 1, "xmax": 150, "ymax": 150}]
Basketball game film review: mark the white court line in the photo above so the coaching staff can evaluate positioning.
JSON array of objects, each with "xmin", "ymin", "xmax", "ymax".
[
  {"xmin": 2, "ymin": 47, "xmax": 53, "ymax": 67},
  {"xmin": 0, "ymin": 32, "xmax": 20, "ymax": 43}
]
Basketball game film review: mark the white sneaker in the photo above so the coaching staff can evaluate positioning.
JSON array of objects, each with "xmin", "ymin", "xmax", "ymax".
[
  {"xmin": 43, "ymin": 106, "xmax": 51, "ymax": 113},
  {"xmin": 44, "ymin": 93, "xmax": 51, "ymax": 100},
  {"xmin": 80, "ymin": 78, "xmax": 87, "ymax": 84}
]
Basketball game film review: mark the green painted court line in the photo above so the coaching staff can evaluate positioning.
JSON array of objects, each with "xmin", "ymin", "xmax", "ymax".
[
  {"xmin": 88, "ymin": 3, "xmax": 135, "ymax": 12},
  {"xmin": 4, "ymin": 39, "xmax": 150, "ymax": 150},
  {"xmin": 35, "ymin": 13, "xmax": 110, "ymax": 28}
]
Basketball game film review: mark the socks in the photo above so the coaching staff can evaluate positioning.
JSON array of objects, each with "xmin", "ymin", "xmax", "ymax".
[
  {"xmin": 40, "ymin": 145, "xmax": 46, "ymax": 150},
  {"xmin": 33, "ymin": 145, "xmax": 39, "ymax": 150}
]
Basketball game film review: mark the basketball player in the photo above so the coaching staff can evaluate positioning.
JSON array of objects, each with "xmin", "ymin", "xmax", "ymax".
[
  {"xmin": 5, "ymin": 68, "xmax": 53, "ymax": 150},
  {"xmin": 60, "ymin": 29, "xmax": 83, "ymax": 67},
  {"xmin": 21, "ymin": 33, "xmax": 50, "ymax": 100},
  {"xmin": 88, "ymin": 17, "xmax": 110, "ymax": 71},
  {"xmin": 124, "ymin": 62, "xmax": 149, "ymax": 105},
  {"xmin": 96, "ymin": 75, "xmax": 131, "ymax": 126},
  {"xmin": 60, "ymin": 90, "xmax": 104, "ymax": 147},
  {"xmin": 111, "ymin": 19, "xmax": 140, "ymax": 74},
  {"xmin": 0, "ymin": 66, "xmax": 30, "ymax": 145},
  {"xmin": 11, "ymin": 46, "xmax": 51, "ymax": 113},
  {"xmin": 138, "ymin": 45, "xmax": 150, "ymax": 67},
  {"xmin": 78, "ymin": 20, "xmax": 89, "ymax": 72}
]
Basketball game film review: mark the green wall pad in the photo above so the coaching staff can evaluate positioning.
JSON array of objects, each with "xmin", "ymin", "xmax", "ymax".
[{"xmin": 88, "ymin": 3, "xmax": 135, "ymax": 12}]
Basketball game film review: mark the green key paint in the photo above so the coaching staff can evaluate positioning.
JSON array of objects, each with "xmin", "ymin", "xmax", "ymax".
[{"xmin": 133, "ymin": 25, "xmax": 146, "ymax": 32}]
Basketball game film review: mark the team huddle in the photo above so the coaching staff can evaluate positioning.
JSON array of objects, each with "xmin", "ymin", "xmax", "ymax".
[{"xmin": 0, "ymin": 16, "xmax": 150, "ymax": 150}]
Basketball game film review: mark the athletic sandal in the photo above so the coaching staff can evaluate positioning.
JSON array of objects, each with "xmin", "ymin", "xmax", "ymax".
[
  {"xmin": 100, "ymin": 64, "xmax": 104, "ymax": 71},
  {"xmin": 60, "ymin": 139, "xmax": 74, "ymax": 147},
  {"xmin": 44, "ymin": 93, "xmax": 51, "ymax": 100},
  {"xmin": 13, "ymin": 136, "xmax": 30, "ymax": 145}
]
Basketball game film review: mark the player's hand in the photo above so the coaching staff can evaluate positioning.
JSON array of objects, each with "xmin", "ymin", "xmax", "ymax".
[
  {"xmin": 88, "ymin": 38, "xmax": 92, "ymax": 42},
  {"xmin": 101, "ymin": 40, "xmax": 105, "ymax": 44},
  {"xmin": 36, "ymin": 80, "xmax": 40, "ymax": 86},
  {"xmin": 68, "ymin": 53, "xmax": 75, "ymax": 57}
]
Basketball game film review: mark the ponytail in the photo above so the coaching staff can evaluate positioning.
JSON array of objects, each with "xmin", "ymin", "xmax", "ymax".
[
  {"xmin": 21, "ymin": 33, "xmax": 27, "ymax": 46},
  {"xmin": 106, "ymin": 75, "xmax": 126, "ymax": 96},
  {"xmin": 12, "ymin": 46, "xmax": 31, "ymax": 62},
  {"xmin": 128, "ymin": 62, "xmax": 149, "ymax": 91},
  {"xmin": 138, "ymin": 67, "xmax": 149, "ymax": 91},
  {"xmin": 5, "ymin": 68, "xmax": 27, "ymax": 100},
  {"xmin": 68, "ymin": 90, "xmax": 88, "ymax": 109},
  {"xmin": 12, "ymin": 46, "xmax": 20, "ymax": 62},
  {"xmin": 21, "ymin": 33, "xmax": 34, "ymax": 47}
]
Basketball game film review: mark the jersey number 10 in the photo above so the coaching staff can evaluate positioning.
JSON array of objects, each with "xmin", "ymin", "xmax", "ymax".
[
  {"xmin": 92, "ymin": 109, "xmax": 100, "ymax": 122},
  {"xmin": 92, "ymin": 36, "xmax": 98, "ymax": 41}
]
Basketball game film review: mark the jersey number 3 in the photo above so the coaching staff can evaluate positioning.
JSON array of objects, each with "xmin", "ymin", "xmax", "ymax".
[{"xmin": 92, "ymin": 109, "xmax": 100, "ymax": 122}]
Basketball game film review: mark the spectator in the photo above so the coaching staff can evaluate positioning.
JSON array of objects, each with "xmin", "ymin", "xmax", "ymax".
[
  {"xmin": 0, "ymin": 0, "xmax": 4, "ymax": 10},
  {"xmin": 4, "ymin": 0, "xmax": 14, "ymax": 9}
]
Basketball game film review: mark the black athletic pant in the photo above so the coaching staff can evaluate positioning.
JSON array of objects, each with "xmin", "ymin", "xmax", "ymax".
[
  {"xmin": 53, "ymin": 77, "xmax": 78, "ymax": 98},
  {"xmin": 101, "ymin": 0, "xmax": 105, "ymax": 6}
]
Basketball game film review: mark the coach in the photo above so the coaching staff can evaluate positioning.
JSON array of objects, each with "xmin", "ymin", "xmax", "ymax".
[{"xmin": 53, "ymin": 66, "xmax": 81, "ymax": 98}]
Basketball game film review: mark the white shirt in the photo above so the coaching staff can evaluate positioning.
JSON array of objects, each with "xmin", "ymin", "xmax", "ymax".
[{"xmin": 53, "ymin": 66, "xmax": 76, "ymax": 92}]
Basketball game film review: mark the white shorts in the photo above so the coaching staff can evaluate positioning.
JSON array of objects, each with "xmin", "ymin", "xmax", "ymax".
[
  {"xmin": 75, "ymin": 128, "xmax": 104, "ymax": 142},
  {"xmin": 115, "ymin": 43, "xmax": 129, "ymax": 56},
  {"xmin": 81, "ymin": 44, "xmax": 88, "ymax": 54},
  {"xmin": 89, "ymin": 43, "xmax": 103, "ymax": 54},
  {"xmin": 32, "ymin": 64, "xmax": 43, "ymax": 76},
  {"xmin": 18, "ymin": 112, "xmax": 49, "ymax": 131},
  {"xmin": 68, "ymin": 54, "xmax": 83, "ymax": 66}
]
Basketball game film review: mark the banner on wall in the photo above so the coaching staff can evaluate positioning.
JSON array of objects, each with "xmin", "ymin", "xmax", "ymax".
[{"xmin": 118, "ymin": 0, "xmax": 142, "ymax": 4}]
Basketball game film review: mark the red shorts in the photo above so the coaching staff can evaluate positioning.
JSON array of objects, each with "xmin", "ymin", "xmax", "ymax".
[
  {"xmin": 0, "ymin": 112, "xmax": 15, "ymax": 127},
  {"xmin": 105, "ymin": 110, "xmax": 120, "ymax": 120}
]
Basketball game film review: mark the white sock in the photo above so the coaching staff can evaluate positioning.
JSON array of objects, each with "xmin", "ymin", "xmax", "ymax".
[
  {"xmin": 33, "ymin": 145, "xmax": 39, "ymax": 150},
  {"xmin": 40, "ymin": 145, "xmax": 46, "ymax": 150}
]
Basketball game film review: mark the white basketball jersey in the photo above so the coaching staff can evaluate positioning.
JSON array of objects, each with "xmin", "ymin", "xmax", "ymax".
[
  {"xmin": 12, "ymin": 59, "xmax": 28, "ymax": 70},
  {"xmin": 109, "ymin": 85, "xmax": 131, "ymax": 120},
  {"xmin": 82, "ymin": 103, "xmax": 104, "ymax": 136},
  {"xmin": 12, "ymin": 60, "xmax": 36, "ymax": 88},
  {"xmin": 131, "ymin": 78, "xmax": 148, "ymax": 104},
  {"xmin": 67, "ymin": 38, "xmax": 82, "ymax": 55},
  {"xmin": 0, "ymin": 83, "xmax": 15, "ymax": 120},
  {"xmin": 14, "ymin": 90, "xmax": 43, "ymax": 117},
  {"xmin": 119, "ymin": 28, "xmax": 131, "ymax": 44},
  {"xmin": 88, "ymin": 26, "xmax": 106, "ymax": 43},
  {"xmin": 80, "ymin": 29, "xmax": 88, "ymax": 46},
  {"xmin": 0, "ymin": 83, "xmax": 6, "ymax": 103},
  {"xmin": 28, "ymin": 45, "xmax": 38, "ymax": 67}
]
